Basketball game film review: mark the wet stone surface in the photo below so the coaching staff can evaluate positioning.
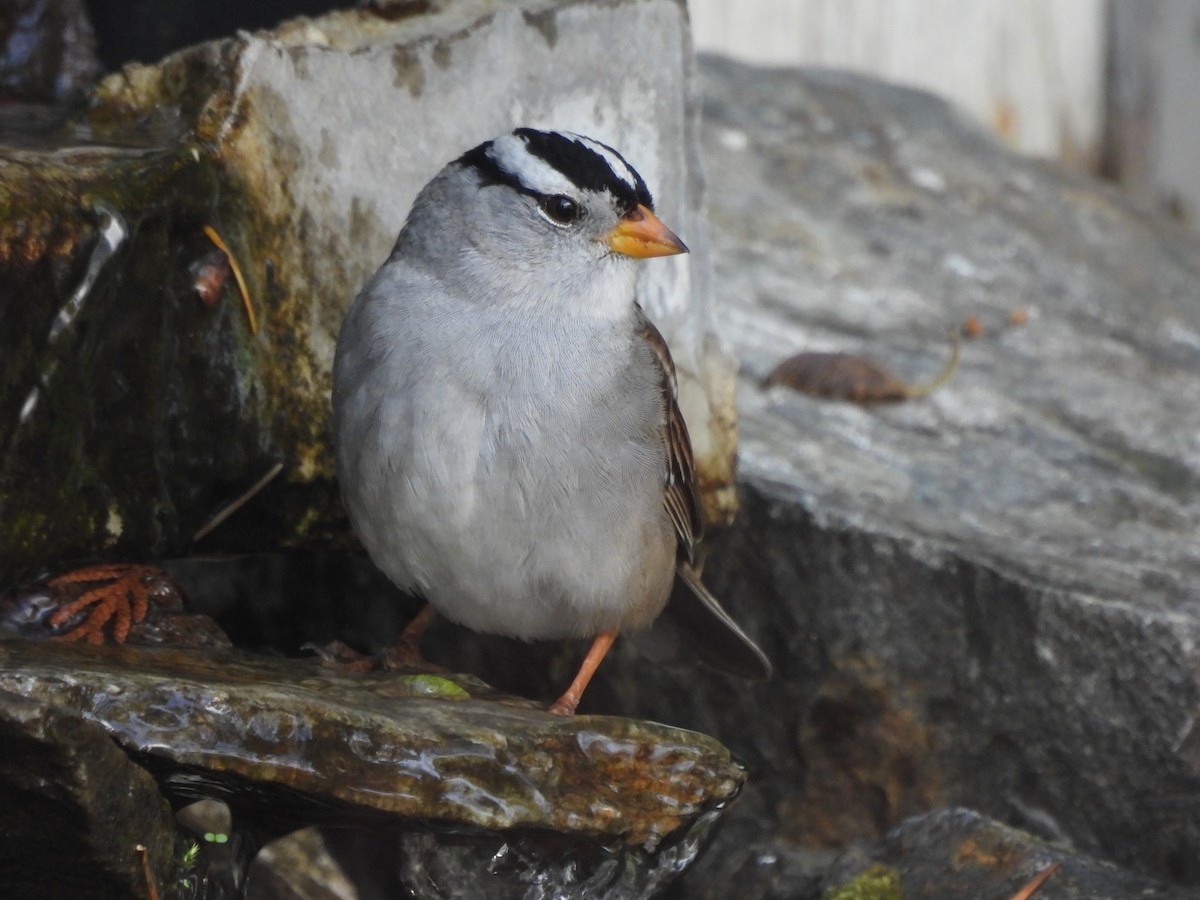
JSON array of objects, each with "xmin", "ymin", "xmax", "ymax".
[
  {"xmin": 0, "ymin": 639, "xmax": 745, "ymax": 855},
  {"xmin": 398, "ymin": 815, "xmax": 727, "ymax": 900}
]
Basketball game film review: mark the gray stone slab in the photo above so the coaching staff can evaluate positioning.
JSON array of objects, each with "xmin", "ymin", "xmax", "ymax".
[
  {"xmin": 702, "ymin": 55, "xmax": 1200, "ymax": 608},
  {"xmin": 652, "ymin": 54, "xmax": 1200, "ymax": 891}
]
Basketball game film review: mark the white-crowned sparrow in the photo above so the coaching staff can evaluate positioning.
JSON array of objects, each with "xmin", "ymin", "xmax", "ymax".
[{"xmin": 333, "ymin": 128, "xmax": 769, "ymax": 715}]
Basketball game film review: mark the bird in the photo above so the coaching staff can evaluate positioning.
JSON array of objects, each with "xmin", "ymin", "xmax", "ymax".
[{"xmin": 332, "ymin": 128, "xmax": 769, "ymax": 715}]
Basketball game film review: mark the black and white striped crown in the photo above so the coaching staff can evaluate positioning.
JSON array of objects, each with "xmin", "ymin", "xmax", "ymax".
[{"xmin": 457, "ymin": 128, "xmax": 654, "ymax": 215}]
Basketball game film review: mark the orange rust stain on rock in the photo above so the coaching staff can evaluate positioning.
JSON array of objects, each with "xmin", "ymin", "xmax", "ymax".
[{"xmin": 782, "ymin": 660, "xmax": 944, "ymax": 846}]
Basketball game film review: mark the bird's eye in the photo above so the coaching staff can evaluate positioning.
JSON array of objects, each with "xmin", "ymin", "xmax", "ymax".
[{"xmin": 539, "ymin": 194, "xmax": 581, "ymax": 226}]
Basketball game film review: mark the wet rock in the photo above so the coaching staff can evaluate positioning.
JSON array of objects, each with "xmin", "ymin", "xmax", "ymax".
[
  {"xmin": 823, "ymin": 808, "xmax": 1191, "ymax": 899},
  {"xmin": 247, "ymin": 818, "xmax": 726, "ymax": 900},
  {"xmin": 0, "ymin": 638, "xmax": 744, "ymax": 895},
  {"xmin": 398, "ymin": 814, "xmax": 725, "ymax": 900},
  {"xmin": 0, "ymin": 688, "xmax": 178, "ymax": 900}
]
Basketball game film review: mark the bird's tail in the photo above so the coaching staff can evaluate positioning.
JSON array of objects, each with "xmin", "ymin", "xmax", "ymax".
[{"xmin": 671, "ymin": 561, "xmax": 772, "ymax": 680}]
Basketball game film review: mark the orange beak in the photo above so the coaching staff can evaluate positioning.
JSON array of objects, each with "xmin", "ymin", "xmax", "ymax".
[{"xmin": 606, "ymin": 204, "xmax": 689, "ymax": 258}]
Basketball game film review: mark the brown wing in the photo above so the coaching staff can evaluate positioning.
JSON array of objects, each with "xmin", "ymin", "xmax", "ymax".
[
  {"xmin": 636, "ymin": 307, "xmax": 705, "ymax": 563},
  {"xmin": 637, "ymin": 309, "xmax": 773, "ymax": 682}
]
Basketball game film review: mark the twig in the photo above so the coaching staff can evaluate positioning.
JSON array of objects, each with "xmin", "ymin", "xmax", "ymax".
[
  {"xmin": 136, "ymin": 844, "xmax": 160, "ymax": 900},
  {"xmin": 193, "ymin": 462, "xmax": 284, "ymax": 542},
  {"xmin": 1009, "ymin": 862, "xmax": 1061, "ymax": 900},
  {"xmin": 202, "ymin": 224, "xmax": 258, "ymax": 334},
  {"xmin": 904, "ymin": 327, "xmax": 961, "ymax": 398}
]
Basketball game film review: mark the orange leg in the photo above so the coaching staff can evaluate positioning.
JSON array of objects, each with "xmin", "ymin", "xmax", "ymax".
[
  {"xmin": 381, "ymin": 602, "xmax": 438, "ymax": 669},
  {"xmin": 310, "ymin": 603, "xmax": 441, "ymax": 673},
  {"xmin": 548, "ymin": 630, "xmax": 617, "ymax": 716}
]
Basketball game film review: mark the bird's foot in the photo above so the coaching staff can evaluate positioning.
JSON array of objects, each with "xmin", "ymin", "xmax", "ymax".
[
  {"xmin": 546, "ymin": 630, "xmax": 618, "ymax": 716},
  {"xmin": 546, "ymin": 693, "xmax": 580, "ymax": 716},
  {"xmin": 378, "ymin": 636, "xmax": 445, "ymax": 672},
  {"xmin": 377, "ymin": 602, "xmax": 442, "ymax": 670},
  {"xmin": 44, "ymin": 563, "xmax": 181, "ymax": 644},
  {"xmin": 303, "ymin": 640, "xmax": 381, "ymax": 673},
  {"xmin": 304, "ymin": 635, "xmax": 448, "ymax": 674}
]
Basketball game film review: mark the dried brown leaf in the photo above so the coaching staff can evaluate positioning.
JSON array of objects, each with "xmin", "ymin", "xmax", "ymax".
[{"xmin": 765, "ymin": 330, "xmax": 959, "ymax": 405}]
